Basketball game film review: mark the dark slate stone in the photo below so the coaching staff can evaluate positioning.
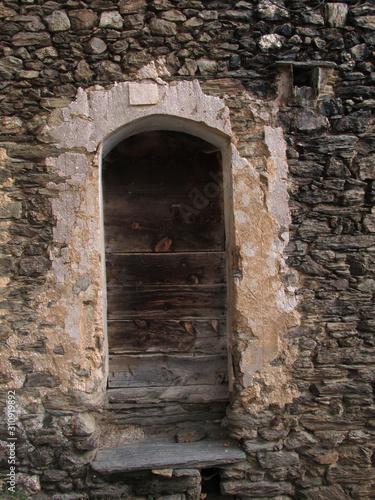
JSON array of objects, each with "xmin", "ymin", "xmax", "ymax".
[
  {"xmin": 9, "ymin": 357, "xmax": 34, "ymax": 372},
  {"xmin": 320, "ymin": 98, "xmax": 344, "ymax": 117},
  {"xmin": 149, "ymin": 18, "xmax": 178, "ymax": 35},
  {"xmin": 294, "ymin": 110, "xmax": 329, "ymax": 132},
  {"xmin": 219, "ymin": 10, "xmax": 252, "ymax": 21},
  {"xmin": 43, "ymin": 469, "xmax": 69, "ymax": 482},
  {"xmin": 0, "ymin": 56, "xmax": 23, "ymax": 79},
  {"xmin": 17, "ymin": 339, "xmax": 47, "ymax": 354},
  {"xmin": 299, "ymin": 485, "xmax": 352, "ymax": 500},
  {"xmin": 53, "ymin": 345, "xmax": 65, "ymax": 355},
  {"xmin": 229, "ymin": 54, "xmax": 241, "ymax": 70},
  {"xmin": 289, "ymin": 160, "xmax": 324, "ymax": 179},
  {"xmin": 338, "ymin": 85, "xmax": 375, "ymax": 99},
  {"xmin": 326, "ymin": 157, "xmax": 351, "ymax": 178},
  {"xmin": 19, "ymin": 256, "xmax": 51, "ymax": 277},
  {"xmin": 0, "ymin": 256, "xmax": 16, "ymax": 276},
  {"xmin": 344, "ymin": 32, "xmax": 360, "ymax": 49},
  {"xmin": 12, "ymin": 31, "xmax": 52, "ymax": 47},
  {"xmin": 222, "ymin": 479, "xmax": 294, "ymax": 496},
  {"xmin": 275, "ymin": 23, "xmax": 293, "ymax": 37},
  {"xmin": 301, "ymin": 135, "xmax": 358, "ymax": 158},
  {"xmin": 334, "ymin": 110, "xmax": 372, "ymax": 134},
  {"xmin": 95, "ymin": 61, "xmax": 123, "ymax": 81},
  {"xmin": 24, "ymin": 371, "xmax": 61, "ymax": 388},
  {"xmin": 109, "ymin": 39, "xmax": 129, "ymax": 54}
]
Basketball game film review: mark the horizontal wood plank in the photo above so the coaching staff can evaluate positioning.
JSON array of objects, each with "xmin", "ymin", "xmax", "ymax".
[
  {"xmin": 107, "ymin": 384, "xmax": 229, "ymax": 404},
  {"xmin": 91, "ymin": 439, "xmax": 246, "ymax": 473},
  {"xmin": 103, "ymin": 192, "xmax": 224, "ymax": 253},
  {"xmin": 106, "ymin": 284, "xmax": 226, "ymax": 320},
  {"xmin": 104, "ymin": 402, "xmax": 227, "ymax": 426},
  {"xmin": 108, "ymin": 354, "xmax": 228, "ymax": 388},
  {"xmin": 106, "ymin": 252, "xmax": 226, "ymax": 286},
  {"xmin": 108, "ymin": 319, "xmax": 227, "ymax": 354}
]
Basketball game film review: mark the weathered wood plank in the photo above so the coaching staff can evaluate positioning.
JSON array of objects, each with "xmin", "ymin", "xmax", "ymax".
[
  {"xmin": 91, "ymin": 439, "xmax": 246, "ymax": 473},
  {"xmin": 103, "ymin": 192, "xmax": 224, "ymax": 253},
  {"xmin": 107, "ymin": 384, "xmax": 229, "ymax": 404},
  {"xmin": 108, "ymin": 354, "xmax": 228, "ymax": 388},
  {"xmin": 106, "ymin": 252, "xmax": 226, "ymax": 286},
  {"xmin": 108, "ymin": 319, "xmax": 227, "ymax": 354},
  {"xmin": 106, "ymin": 284, "xmax": 226, "ymax": 320},
  {"xmin": 104, "ymin": 402, "xmax": 227, "ymax": 426}
]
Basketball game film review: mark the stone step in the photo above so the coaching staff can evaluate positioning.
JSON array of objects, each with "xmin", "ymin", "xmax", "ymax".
[{"xmin": 91, "ymin": 439, "xmax": 246, "ymax": 474}]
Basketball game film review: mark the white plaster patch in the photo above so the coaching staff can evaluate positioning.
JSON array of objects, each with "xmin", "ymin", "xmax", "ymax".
[
  {"xmin": 41, "ymin": 80, "xmax": 232, "ymax": 153},
  {"xmin": 51, "ymin": 190, "xmax": 80, "ymax": 244},
  {"xmin": 136, "ymin": 58, "xmax": 171, "ymax": 83},
  {"xmin": 231, "ymin": 145, "xmax": 250, "ymax": 172},
  {"xmin": 264, "ymin": 126, "xmax": 291, "ymax": 230},
  {"xmin": 241, "ymin": 344, "xmax": 264, "ymax": 387},
  {"xmin": 46, "ymin": 152, "xmax": 91, "ymax": 185},
  {"xmin": 129, "ymin": 82, "xmax": 159, "ymax": 106},
  {"xmin": 242, "ymin": 241, "xmax": 256, "ymax": 258},
  {"xmin": 235, "ymin": 210, "xmax": 249, "ymax": 225},
  {"xmin": 276, "ymin": 288, "xmax": 298, "ymax": 313}
]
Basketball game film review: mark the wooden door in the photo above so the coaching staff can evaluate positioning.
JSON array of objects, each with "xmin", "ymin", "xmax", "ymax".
[{"xmin": 103, "ymin": 131, "xmax": 228, "ymax": 426}]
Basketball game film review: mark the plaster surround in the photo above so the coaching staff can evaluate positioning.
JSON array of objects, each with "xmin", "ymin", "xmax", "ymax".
[{"xmin": 38, "ymin": 78, "xmax": 299, "ymax": 408}]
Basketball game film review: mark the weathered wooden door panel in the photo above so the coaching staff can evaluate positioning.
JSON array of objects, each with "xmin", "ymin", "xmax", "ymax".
[
  {"xmin": 107, "ymin": 284, "xmax": 226, "ymax": 320},
  {"xmin": 107, "ymin": 385, "xmax": 229, "ymax": 405},
  {"xmin": 105, "ymin": 402, "xmax": 228, "ymax": 426},
  {"xmin": 104, "ymin": 191, "xmax": 224, "ymax": 253},
  {"xmin": 108, "ymin": 354, "xmax": 228, "ymax": 388},
  {"xmin": 107, "ymin": 319, "xmax": 227, "ymax": 355},
  {"xmin": 106, "ymin": 252, "xmax": 225, "ymax": 286},
  {"xmin": 103, "ymin": 131, "xmax": 228, "ymax": 423}
]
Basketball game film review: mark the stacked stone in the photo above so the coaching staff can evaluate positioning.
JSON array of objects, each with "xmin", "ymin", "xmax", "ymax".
[{"xmin": 1, "ymin": 0, "xmax": 375, "ymax": 498}]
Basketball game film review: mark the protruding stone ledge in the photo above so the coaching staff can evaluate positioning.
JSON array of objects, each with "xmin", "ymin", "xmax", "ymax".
[
  {"xmin": 274, "ymin": 60, "xmax": 337, "ymax": 68},
  {"xmin": 91, "ymin": 439, "xmax": 246, "ymax": 474}
]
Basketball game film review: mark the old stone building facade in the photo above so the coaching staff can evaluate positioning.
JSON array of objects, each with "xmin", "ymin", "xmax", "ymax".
[{"xmin": 1, "ymin": 0, "xmax": 375, "ymax": 498}]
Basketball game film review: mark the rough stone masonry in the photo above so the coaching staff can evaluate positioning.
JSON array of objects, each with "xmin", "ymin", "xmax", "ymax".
[{"xmin": 0, "ymin": 0, "xmax": 375, "ymax": 499}]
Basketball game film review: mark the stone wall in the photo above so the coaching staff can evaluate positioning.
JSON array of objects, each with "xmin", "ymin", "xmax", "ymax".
[{"xmin": 0, "ymin": 0, "xmax": 375, "ymax": 499}]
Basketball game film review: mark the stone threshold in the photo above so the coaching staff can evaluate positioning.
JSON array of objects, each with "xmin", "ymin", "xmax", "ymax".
[{"xmin": 91, "ymin": 438, "xmax": 246, "ymax": 474}]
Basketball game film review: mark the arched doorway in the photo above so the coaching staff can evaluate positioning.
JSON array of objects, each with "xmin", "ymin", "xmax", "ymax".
[{"xmin": 102, "ymin": 129, "xmax": 229, "ymax": 438}]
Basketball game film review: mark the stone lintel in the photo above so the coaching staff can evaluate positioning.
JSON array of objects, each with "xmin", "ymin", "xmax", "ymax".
[{"xmin": 275, "ymin": 60, "xmax": 337, "ymax": 68}]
